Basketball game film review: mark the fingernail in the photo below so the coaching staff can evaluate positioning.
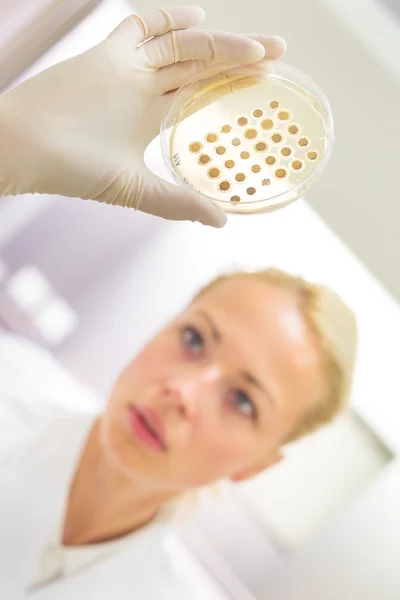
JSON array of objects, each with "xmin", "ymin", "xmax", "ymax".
[{"xmin": 251, "ymin": 40, "xmax": 267, "ymax": 61}]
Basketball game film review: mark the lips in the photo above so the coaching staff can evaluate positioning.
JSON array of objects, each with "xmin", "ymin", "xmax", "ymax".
[{"xmin": 128, "ymin": 405, "xmax": 167, "ymax": 453}]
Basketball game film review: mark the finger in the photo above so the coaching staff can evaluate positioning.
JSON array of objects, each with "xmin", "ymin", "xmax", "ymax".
[
  {"xmin": 157, "ymin": 59, "xmax": 273, "ymax": 95},
  {"xmin": 156, "ymin": 59, "xmax": 210, "ymax": 94},
  {"xmin": 156, "ymin": 33, "xmax": 283, "ymax": 94},
  {"xmin": 138, "ymin": 30, "xmax": 266, "ymax": 69},
  {"xmin": 109, "ymin": 5, "xmax": 205, "ymax": 46},
  {"xmin": 139, "ymin": 171, "xmax": 227, "ymax": 228},
  {"xmin": 156, "ymin": 34, "xmax": 286, "ymax": 93},
  {"xmin": 244, "ymin": 34, "xmax": 287, "ymax": 61},
  {"xmin": 147, "ymin": 69, "xmax": 267, "ymax": 133}
]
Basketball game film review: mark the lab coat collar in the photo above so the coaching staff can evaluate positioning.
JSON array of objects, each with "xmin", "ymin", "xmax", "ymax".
[{"xmin": 0, "ymin": 410, "xmax": 97, "ymax": 598}]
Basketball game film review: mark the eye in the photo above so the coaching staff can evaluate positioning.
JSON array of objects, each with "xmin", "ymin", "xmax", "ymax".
[
  {"xmin": 230, "ymin": 390, "xmax": 257, "ymax": 420},
  {"xmin": 182, "ymin": 326, "xmax": 204, "ymax": 356}
]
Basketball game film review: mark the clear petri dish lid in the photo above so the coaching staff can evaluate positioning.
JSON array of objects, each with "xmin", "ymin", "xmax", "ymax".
[{"xmin": 161, "ymin": 62, "xmax": 334, "ymax": 215}]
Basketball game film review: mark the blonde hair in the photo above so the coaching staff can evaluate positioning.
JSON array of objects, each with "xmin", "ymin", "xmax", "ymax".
[{"xmin": 193, "ymin": 267, "xmax": 358, "ymax": 444}]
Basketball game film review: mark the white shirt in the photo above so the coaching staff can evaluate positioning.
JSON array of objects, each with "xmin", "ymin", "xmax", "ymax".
[
  {"xmin": 31, "ymin": 525, "xmax": 139, "ymax": 590},
  {"xmin": 28, "ymin": 413, "xmax": 171, "ymax": 591},
  {"xmin": 0, "ymin": 333, "xmax": 190, "ymax": 600}
]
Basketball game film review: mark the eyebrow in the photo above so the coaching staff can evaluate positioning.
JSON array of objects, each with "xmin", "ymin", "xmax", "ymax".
[
  {"xmin": 197, "ymin": 310, "xmax": 277, "ymax": 407},
  {"xmin": 198, "ymin": 309, "xmax": 221, "ymax": 342}
]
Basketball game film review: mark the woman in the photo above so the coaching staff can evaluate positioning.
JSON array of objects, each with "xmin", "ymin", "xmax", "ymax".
[
  {"xmin": 0, "ymin": 267, "xmax": 357, "ymax": 598},
  {"xmin": 0, "ymin": 5, "xmax": 357, "ymax": 599}
]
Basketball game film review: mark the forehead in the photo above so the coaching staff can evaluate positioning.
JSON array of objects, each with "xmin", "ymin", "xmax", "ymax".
[{"xmin": 192, "ymin": 277, "xmax": 310, "ymax": 350}]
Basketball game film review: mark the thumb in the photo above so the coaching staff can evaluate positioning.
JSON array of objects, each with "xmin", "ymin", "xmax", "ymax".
[{"xmin": 138, "ymin": 172, "xmax": 227, "ymax": 228}]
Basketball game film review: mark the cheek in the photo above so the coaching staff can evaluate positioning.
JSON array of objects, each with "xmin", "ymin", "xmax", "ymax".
[
  {"xmin": 112, "ymin": 339, "xmax": 174, "ymax": 398},
  {"xmin": 131, "ymin": 343, "xmax": 169, "ymax": 377},
  {"xmin": 186, "ymin": 420, "xmax": 257, "ymax": 478}
]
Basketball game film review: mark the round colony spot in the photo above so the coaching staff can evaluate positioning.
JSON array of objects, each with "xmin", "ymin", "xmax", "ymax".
[
  {"xmin": 255, "ymin": 141, "xmax": 267, "ymax": 152},
  {"xmin": 298, "ymin": 137, "xmax": 309, "ymax": 147},
  {"xmin": 292, "ymin": 159, "xmax": 303, "ymax": 171},
  {"xmin": 277, "ymin": 110, "xmax": 291, "ymax": 121},
  {"xmin": 261, "ymin": 118, "xmax": 274, "ymax": 131},
  {"xmin": 235, "ymin": 173, "xmax": 246, "ymax": 182},
  {"xmin": 275, "ymin": 168, "xmax": 287, "ymax": 179},
  {"xmin": 240, "ymin": 151, "xmax": 250, "ymax": 159},
  {"xmin": 307, "ymin": 150, "xmax": 319, "ymax": 161},
  {"xmin": 216, "ymin": 146, "xmax": 226, "ymax": 155},
  {"xmin": 199, "ymin": 154, "xmax": 211, "ymax": 164},
  {"xmin": 219, "ymin": 180, "xmax": 231, "ymax": 191},
  {"xmin": 291, "ymin": 159, "xmax": 304, "ymax": 171},
  {"xmin": 247, "ymin": 187, "xmax": 256, "ymax": 195},
  {"xmin": 189, "ymin": 142, "xmax": 202, "ymax": 153},
  {"xmin": 221, "ymin": 124, "xmax": 232, "ymax": 133},
  {"xmin": 206, "ymin": 133, "xmax": 218, "ymax": 143},
  {"xmin": 251, "ymin": 164, "xmax": 261, "ymax": 173},
  {"xmin": 280, "ymin": 146, "xmax": 292, "ymax": 157},
  {"xmin": 238, "ymin": 117, "xmax": 248, "ymax": 126},
  {"xmin": 208, "ymin": 168, "xmax": 220, "ymax": 178},
  {"xmin": 271, "ymin": 132, "xmax": 283, "ymax": 144},
  {"xmin": 244, "ymin": 129, "xmax": 257, "ymax": 140},
  {"xmin": 265, "ymin": 155, "xmax": 277, "ymax": 166},
  {"xmin": 270, "ymin": 100, "xmax": 279, "ymax": 109},
  {"xmin": 232, "ymin": 138, "xmax": 241, "ymax": 146},
  {"xmin": 253, "ymin": 109, "xmax": 263, "ymax": 118},
  {"xmin": 287, "ymin": 124, "xmax": 300, "ymax": 135},
  {"xmin": 230, "ymin": 195, "xmax": 241, "ymax": 203},
  {"xmin": 225, "ymin": 160, "xmax": 235, "ymax": 168}
]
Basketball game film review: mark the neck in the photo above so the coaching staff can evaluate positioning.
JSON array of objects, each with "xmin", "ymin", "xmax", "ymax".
[{"xmin": 62, "ymin": 418, "xmax": 173, "ymax": 547}]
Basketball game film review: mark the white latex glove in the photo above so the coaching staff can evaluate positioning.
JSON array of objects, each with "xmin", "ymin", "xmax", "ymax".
[{"xmin": 0, "ymin": 5, "xmax": 286, "ymax": 227}]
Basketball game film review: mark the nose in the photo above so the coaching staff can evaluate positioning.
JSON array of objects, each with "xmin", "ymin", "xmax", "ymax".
[{"xmin": 162, "ymin": 365, "xmax": 221, "ymax": 420}]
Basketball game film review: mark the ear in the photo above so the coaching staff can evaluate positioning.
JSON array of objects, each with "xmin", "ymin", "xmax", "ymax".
[{"xmin": 230, "ymin": 451, "xmax": 284, "ymax": 483}]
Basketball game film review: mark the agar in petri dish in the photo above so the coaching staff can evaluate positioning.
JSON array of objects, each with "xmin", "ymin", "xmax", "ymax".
[{"xmin": 162, "ymin": 62, "xmax": 333, "ymax": 214}]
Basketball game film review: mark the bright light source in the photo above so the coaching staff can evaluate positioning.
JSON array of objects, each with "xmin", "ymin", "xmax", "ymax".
[
  {"xmin": 33, "ymin": 296, "xmax": 78, "ymax": 346},
  {"xmin": 5, "ymin": 265, "xmax": 52, "ymax": 314}
]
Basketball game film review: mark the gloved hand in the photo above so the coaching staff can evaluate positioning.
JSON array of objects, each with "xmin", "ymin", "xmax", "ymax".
[{"xmin": 0, "ymin": 5, "xmax": 286, "ymax": 227}]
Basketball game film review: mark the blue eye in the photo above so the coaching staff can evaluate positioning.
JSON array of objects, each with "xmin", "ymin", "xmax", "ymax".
[
  {"xmin": 232, "ymin": 390, "xmax": 257, "ymax": 420},
  {"xmin": 182, "ymin": 326, "xmax": 204, "ymax": 356}
]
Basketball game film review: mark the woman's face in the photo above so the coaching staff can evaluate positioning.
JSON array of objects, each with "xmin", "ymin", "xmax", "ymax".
[{"xmin": 102, "ymin": 278, "xmax": 326, "ymax": 491}]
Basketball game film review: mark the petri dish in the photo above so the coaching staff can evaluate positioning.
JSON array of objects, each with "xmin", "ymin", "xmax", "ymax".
[{"xmin": 160, "ymin": 63, "xmax": 334, "ymax": 215}]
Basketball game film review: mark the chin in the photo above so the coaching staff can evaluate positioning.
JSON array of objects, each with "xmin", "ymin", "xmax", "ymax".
[
  {"xmin": 99, "ymin": 405, "xmax": 164, "ymax": 484},
  {"xmin": 98, "ymin": 406, "xmax": 137, "ymax": 477}
]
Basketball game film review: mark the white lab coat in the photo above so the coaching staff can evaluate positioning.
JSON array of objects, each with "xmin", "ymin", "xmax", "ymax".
[{"xmin": 0, "ymin": 335, "xmax": 192, "ymax": 600}]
